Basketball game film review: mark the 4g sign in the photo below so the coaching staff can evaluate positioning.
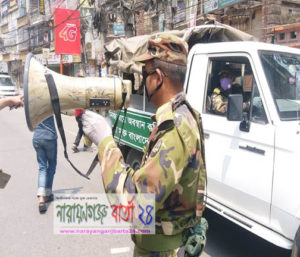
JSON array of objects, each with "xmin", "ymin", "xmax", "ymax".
[{"xmin": 54, "ymin": 8, "xmax": 81, "ymax": 55}]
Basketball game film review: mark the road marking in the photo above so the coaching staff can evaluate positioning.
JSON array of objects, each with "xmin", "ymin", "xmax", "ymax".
[{"xmin": 110, "ymin": 247, "xmax": 130, "ymax": 255}]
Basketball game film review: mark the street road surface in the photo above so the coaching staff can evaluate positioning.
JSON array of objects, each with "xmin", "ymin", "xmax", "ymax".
[{"xmin": 0, "ymin": 107, "xmax": 291, "ymax": 257}]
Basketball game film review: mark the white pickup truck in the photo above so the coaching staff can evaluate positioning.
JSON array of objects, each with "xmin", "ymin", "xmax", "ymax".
[
  {"xmin": 106, "ymin": 24, "xmax": 300, "ymax": 254},
  {"xmin": 185, "ymin": 41, "xmax": 300, "ymax": 253}
]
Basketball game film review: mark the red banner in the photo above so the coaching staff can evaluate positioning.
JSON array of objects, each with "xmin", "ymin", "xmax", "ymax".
[{"xmin": 54, "ymin": 8, "xmax": 81, "ymax": 55}]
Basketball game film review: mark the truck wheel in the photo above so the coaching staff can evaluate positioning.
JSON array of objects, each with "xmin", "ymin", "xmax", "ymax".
[
  {"xmin": 292, "ymin": 226, "xmax": 300, "ymax": 257},
  {"xmin": 126, "ymin": 149, "xmax": 143, "ymax": 171}
]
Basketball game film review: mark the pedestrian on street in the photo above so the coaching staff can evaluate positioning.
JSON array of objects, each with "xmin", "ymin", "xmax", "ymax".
[
  {"xmin": 82, "ymin": 33, "xmax": 207, "ymax": 256},
  {"xmin": 32, "ymin": 116, "xmax": 57, "ymax": 213},
  {"xmin": 71, "ymin": 108, "xmax": 88, "ymax": 153},
  {"xmin": 72, "ymin": 70, "xmax": 90, "ymax": 153}
]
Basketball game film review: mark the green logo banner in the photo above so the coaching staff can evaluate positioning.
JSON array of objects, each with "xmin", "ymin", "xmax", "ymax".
[{"xmin": 109, "ymin": 110, "xmax": 155, "ymax": 151}]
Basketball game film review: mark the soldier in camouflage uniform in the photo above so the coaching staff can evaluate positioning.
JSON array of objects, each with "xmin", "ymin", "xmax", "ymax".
[
  {"xmin": 210, "ymin": 70, "xmax": 235, "ymax": 115},
  {"xmin": 82, "ymin": 33, "xmax": 207, "ymax": 257}
]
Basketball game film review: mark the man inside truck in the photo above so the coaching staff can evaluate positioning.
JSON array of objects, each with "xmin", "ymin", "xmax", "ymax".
[
  {"xmin": 210, "ymin": 68, "xmax": 247, "ymax": 115},
  {"xmin": 82, "ymin": 33, "xmax": 207, "ymax": 257}
]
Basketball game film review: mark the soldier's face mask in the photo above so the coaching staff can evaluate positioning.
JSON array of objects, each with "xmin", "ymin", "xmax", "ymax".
[
  {"xmin": 220, "ymin": 77, "xmax": 232, "ymax": 91},
  {"xmin": 142, "ymin": 66, "xmax": 156, "ymax": 87},
  {"xmin": 142, "ymin": 66, "xmax": 160, "ymax": 102}
]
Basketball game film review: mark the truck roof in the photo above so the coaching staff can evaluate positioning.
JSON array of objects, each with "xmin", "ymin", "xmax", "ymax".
[
  {"xmin": 104, "ymin": 21, "xmax": 256, "ymax": 74},
  {"xmin": 189, "ymin": 41, "xmax": 300, "ymax": 56}
]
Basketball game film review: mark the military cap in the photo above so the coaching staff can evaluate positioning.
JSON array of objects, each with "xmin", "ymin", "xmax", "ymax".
[{"xmin": 135, "ymin": 33, "xmax": 188, "ymax": 66}]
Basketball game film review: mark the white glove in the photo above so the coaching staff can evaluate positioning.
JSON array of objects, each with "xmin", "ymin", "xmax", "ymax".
[{"xmin": 82, "ymin": 110, "xmax": 112, "ymax": 146}]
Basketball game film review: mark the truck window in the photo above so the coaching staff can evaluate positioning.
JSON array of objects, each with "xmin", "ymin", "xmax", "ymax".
[
  {"xmin": 250, "ymin": 79, "xmax": 268, "ymax": 124},
  {"xmin": 205, "ymin": 56, "xmax": 268, "ymax": 124},
  {"xmin": 259, "ymin": 51, "xmax": 300, "ymax": 121},
  {"xmin": 205, "ymin": 57, "xmax": 250, "ymax": 115}
]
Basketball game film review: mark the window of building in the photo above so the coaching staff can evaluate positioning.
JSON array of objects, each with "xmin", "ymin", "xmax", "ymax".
[
  {"xmin": 289, "ymin": 31, "xmax": 298, "ymax": 41},
  {"xmin": 19, "ymin": 0, "xmax": 26, "ymax": 17},
  {"xmin": 30, "ymin": 0, "xmax": 39, "ymax": 12},
  {"xmin": 278, "ymin": 32, "xmax": 286, "ymax": 42}
]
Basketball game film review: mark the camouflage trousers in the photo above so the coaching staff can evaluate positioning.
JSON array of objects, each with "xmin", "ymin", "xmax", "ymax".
[{"xmin": 133, "ymin": 245, "xmax": 186, "ymax": 257}]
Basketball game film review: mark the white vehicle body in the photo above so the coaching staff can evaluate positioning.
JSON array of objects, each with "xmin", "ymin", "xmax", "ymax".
[
  {"xmin": 185, "ymin": 41, "xmax": 300, "ymax": 249},
  {"xmin": 0, "ymin": 74, "xmax": 18, "ymax": 97},
  {"xmin": 106, "ymin": 25, "xmax": 300, "ymax": 252}
]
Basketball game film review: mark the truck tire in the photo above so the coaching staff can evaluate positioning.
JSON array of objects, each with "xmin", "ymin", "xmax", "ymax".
[
  {"xmin": 292, "ymin": 226, "xmax": 300, "ymax": 257},
  {"xmin": 126, "ymin": 149, "xmax": 143, "ymax": 171}
]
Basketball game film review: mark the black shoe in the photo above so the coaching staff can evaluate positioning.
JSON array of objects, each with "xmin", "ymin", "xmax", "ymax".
[{"xmin": 39, "ymin": 202, "xmax": 47, "ymax": 213}]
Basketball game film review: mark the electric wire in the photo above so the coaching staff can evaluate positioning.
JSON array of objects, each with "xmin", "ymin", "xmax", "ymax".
[{"xmin": 0, "ymin": 0, "xmax": 274, "ymax": 52}]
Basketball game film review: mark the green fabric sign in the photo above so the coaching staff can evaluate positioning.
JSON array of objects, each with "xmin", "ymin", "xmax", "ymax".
[{"xmin": 109, "ymin": 110, "xmax": 155, "ymax": 152}]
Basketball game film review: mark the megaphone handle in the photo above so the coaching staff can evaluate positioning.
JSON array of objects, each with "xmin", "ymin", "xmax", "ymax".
[
  {"xmin": 44, "ymin": 73, "xmax": 90, "ymax": 180},
  {"xmin": 66, "ymin": 158, "xmax": 90, "ymax": 180}
]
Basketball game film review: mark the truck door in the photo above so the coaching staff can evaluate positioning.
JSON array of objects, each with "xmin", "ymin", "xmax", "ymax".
[{"xmin": 187, "ymin": 54, "xmax": 275, "ymax": 226}]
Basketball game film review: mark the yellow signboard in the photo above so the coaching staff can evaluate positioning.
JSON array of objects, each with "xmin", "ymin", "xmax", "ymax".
[
  {"xmin": 72, "ymin": 55, "xmax": 81, "ymax": 63},
  {"xmin": 8, "ymin": 0, "xmax": 18, "ymax": 13},
  {"xmin": 39, "ymin": 0, "xmax": 45, "ymax": 14}
]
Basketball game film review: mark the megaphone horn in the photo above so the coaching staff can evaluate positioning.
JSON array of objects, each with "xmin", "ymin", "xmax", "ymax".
[{"xmin": 23, "ymin": 53, "xmax": 131, "ymax": 131}]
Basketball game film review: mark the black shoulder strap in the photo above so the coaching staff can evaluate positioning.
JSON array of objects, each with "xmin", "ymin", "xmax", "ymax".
[{"xmin": 45, "ymin": 73, "xmax": 90, "ymax": 180}]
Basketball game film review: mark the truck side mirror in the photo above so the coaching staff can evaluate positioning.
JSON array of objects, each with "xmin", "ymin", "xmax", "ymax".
[{"xmin": 227, "ymin": 94, "xmax": 243, "ymax": 121}]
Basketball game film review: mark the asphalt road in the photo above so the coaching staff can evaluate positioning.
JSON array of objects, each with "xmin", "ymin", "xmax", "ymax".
[
  {"xmin": 0, "ymin": 107, "xmax": 134, "ymax": 257},
  {"xmin": 0, "ymin": 107, "xmax": 292, "ymax": 257}
]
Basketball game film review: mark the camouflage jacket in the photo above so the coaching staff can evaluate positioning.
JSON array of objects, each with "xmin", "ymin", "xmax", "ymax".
[
  {"xmin": 98, "ymin": 92, "xmax": 206, "ymax": 244},
  {"xmin": 211, "ymin": 87, "xmax": 228, "ymax": 114}
]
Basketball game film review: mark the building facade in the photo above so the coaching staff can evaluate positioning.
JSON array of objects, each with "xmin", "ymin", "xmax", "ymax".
[
  {"xmin": 92, "ymin": 0, "xmax": 300, "ymax": 48},
  {"xmin": 272, "ymin": 23, "xmax": 300, "ymax": 48},
  {"xmin": 0, "ymin": 0, "xmax": 87, "ymax": 87}
]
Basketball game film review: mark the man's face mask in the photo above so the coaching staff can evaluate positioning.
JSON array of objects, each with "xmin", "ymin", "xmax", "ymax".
[
  {"xmin": 142, "ymin": 66, "xmax": 160, "ymax": 101},
  {"xmin": 220, "ymin": 77, "xmax": 232, "ymax": 91},
  {"xmin": 142, "ymin": 66, "xmax": 156, "ymax": 89}
]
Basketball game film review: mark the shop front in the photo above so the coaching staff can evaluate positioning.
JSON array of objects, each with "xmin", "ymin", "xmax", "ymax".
[{"xmin": 34, "ymin": 53, "xmax": 81, "ymax": 76}]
